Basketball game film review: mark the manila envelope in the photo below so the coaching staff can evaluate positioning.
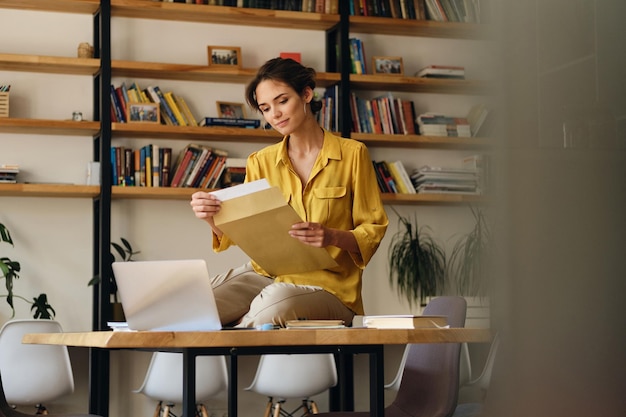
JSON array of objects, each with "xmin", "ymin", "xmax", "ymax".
[{"xmin": 213, "ymin": 185, "xmax": 338, "ymax": 276}]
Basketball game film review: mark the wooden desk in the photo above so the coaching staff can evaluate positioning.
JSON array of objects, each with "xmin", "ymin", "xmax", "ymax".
[{"xmin": 24, "ymin": 327, "xmax": 491, "ymax": 417}]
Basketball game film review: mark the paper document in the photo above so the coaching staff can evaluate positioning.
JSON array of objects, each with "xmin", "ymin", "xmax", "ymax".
[{"xmin": 212, "ymin": 179, "xmax": 338, "ymax": 275}]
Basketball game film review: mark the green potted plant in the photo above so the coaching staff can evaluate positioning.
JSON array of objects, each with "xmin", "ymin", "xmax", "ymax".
[
  {"xmin": 1, "ymin": 222, "xmax": 55, "ymax": 319},
  {"xmin": 88, "ymin": 237, "xmax": 140, "ymax": 321},
  {"xmin": 448, "ymin": 206, "xmax": 493, "ymax": 299},
  {"xmin": 388, "ymin": 208, "xmax": 447, "ymax": 307}
]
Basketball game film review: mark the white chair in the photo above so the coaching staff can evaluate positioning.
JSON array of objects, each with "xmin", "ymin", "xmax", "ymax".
[
  {"xmin": 133, "ymin": 351, "xmax": 228, "ymax": 417},
  {"xmin": 0, "ymin": 319, "xmax": 75, "ymax": 414},
  {"xmin": 244, "ymin": 353, "xmax": 338, "ymax": 417}
]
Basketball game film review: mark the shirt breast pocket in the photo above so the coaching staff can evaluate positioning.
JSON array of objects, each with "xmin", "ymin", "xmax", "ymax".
[{"xmin": 313, "ymin": 186, "xmax": 348, "ymax": 225}]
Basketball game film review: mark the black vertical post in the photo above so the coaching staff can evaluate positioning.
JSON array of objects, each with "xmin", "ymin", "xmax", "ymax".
[{"xmin": 90, "ymin": 0, "xmax": 112, "ymax": 416}]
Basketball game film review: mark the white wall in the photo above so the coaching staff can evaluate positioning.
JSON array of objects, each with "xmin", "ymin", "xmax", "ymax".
[{"xmin": 1, "ymin": 7, "xmax": 491, "ymax": 416}]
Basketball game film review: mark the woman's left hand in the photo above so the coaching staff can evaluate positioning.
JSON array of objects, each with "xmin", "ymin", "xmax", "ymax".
[{"xmin": 289, "ymin": 222, "xmax": 332, "ymax": 248}]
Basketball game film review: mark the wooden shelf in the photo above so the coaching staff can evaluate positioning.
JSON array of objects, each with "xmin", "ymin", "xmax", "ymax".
[
  {"xmin": 0, "ymin": 0, "xmax": 100, "ymax": 14},
  {"xmin": 0, "ymin": 183, "xmax": 99, "ymax": 198},
  {"xmin": 353, "ymin": 133, "xmax": 491, "ymax": 149},
  {"xmin": 109, "ymin": 185, "xmax": 484, "ymax": 205},
  {"xmin": 112, "ymin": 60, "xmax": 340, "ymax": 87},
  {"xmin": 111, "ymin": 0, "xmax": 340, "ymax": 30},
  {"xmin": 0, "ymin": 118, "xmax": 100, "ymax": 136},
  {"xmin": 112, "ymin": 122, "xmax": 282, "ymax": 142},
  {"xmin": 348, "ymin": 15, "xmax": 488, "ymax": 39},
  {"xmin": 349, "ymin": 73, "xmax": 489, "ymax": 95},
  {"xmin": 0, "ymin": 53, "xmax": 100, "ymax": 76}
]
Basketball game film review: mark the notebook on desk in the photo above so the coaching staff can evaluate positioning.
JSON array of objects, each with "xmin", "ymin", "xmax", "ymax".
[{"xmin": 112, "ymin": 259, "xmax": 222, "ymax": 331}]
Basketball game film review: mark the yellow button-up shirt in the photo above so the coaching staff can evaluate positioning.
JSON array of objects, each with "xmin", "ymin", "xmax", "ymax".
[{"xmin": 213, "ymin": 130, "xmax": 388, "ymax": 314}]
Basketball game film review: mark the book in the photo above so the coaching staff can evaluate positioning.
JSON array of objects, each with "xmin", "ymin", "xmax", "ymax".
[
  {"xmin": 285, "ymin": 319, "xmax": 345, "ymax": 329},
  {"xmin": 200, "ymin": 117, "xmax": 261, "ymax": 128},
  {"xmin": 415, "ymin": 65, "xmax": 465, "ymax": 79},
  {"xmin": 362, "ymin": 315, "xmax": 448, "ymax": 329}
]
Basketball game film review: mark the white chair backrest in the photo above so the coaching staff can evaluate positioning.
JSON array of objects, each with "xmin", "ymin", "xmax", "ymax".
[
  {"xmin": 0, "ymin": 319, "xmax": 74, "ymax": 406},
  {"xmin": 134, "ymin": 351, "xmax": 228, "ymax": 404},
  {"xmin": 244, "ymin": 353, "xmax": 337, "ymax": 399}
]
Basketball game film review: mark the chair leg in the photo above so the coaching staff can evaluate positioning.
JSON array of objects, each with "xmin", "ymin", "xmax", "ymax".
[
  {"xmin": 272, "ymin": 401, "xmax": 282, "ymax": 417},
  {"xmin": 162, "ymin": 403, "xmax": 170, "ymax": 417},
  {"xmin": 309, "ymin": 400, "xmax": 319, "ymax": 414},
  {"xmin": 262, "ymin": 398, "xmax": 273, "ymax": 417},
  {"xmin": 153, "ymin": 401, "xmax": 163, "ymax": 417},
  {"xmin": 35, "ymin": 404, "xmax": 48, "ymax": 415},
  {"xmin": 199, "ymin": 404, "xmax": 210, "ymax": 417}
]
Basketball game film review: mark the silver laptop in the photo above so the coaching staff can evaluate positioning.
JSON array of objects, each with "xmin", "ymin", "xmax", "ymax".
[{"xmin": 112, "ymin": 259, "xmax": 222, "ymax": 331}]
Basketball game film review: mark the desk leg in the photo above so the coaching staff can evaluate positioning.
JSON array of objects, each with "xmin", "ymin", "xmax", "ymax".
[
  {"xmin": 228, "ymin": 353, "xmax": 238, "ymax": 417},
  {"xmin": 330, "ymin": 352, "xmax": 354, "ymax": 411},
  {"xmin": 182, "ymin": 350, "xmax": 197, "ymax": 417},
  {"xmin": 370, "ymin": 345, "xmax": 384, "ymax": 417}
]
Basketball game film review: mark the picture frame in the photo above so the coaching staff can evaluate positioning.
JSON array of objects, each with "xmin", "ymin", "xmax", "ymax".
[
  {"xmin": 127, "ymin": 102, "xmax": 160, "ymax": 123},
  {"xmin": 207, "ymin": 46, "xmax": 242, "ymax": 68},
  {"xmin": 216, "ymin": 101, "xmax": 246, "ymax": 119},
  {"xmin": 372, "ymin": 56, "xmax": 404, "ymax": 75}
]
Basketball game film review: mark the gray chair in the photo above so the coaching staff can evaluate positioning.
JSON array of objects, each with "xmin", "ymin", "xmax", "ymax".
[{"xmin": 316, "ymin": 296, "xmax": 467, "ymax": 417}]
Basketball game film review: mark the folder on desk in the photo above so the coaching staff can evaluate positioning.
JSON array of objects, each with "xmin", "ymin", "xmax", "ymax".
[{"xmin": 211, "ymin": 179, "xmax": 338, "ymax": 276}]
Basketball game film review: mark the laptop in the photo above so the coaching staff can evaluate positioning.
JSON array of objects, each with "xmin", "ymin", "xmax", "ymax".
[{"xmin": 112, "ymin": 259, "xmax": 222, "ymax": 331}]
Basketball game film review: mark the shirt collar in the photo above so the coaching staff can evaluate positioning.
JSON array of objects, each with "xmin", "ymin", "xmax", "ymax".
[{"xmin": 275, "ymin": 129, "xmax": 342, "ymax": 168}]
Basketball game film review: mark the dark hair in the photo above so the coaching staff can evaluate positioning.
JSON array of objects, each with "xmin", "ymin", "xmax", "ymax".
[{"xmin": 245, "ymin": 57, "xmax": 323, "ymax": 114}]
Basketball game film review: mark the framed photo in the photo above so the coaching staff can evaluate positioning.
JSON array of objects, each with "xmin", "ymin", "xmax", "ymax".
[
  {"xmin": 127, "ymin": 102, "xmax": 159, "ymax": 123},
  {"xmin": 216, "ymin": 101, "xmax": 246, "ymax": 119},
  {"xmin": 372, "ymin": 56, "xmax": 404, "ymax": 75},
  {"xmin": 207, "ymin": 46, "xmax": 242, "ymax": 68}
]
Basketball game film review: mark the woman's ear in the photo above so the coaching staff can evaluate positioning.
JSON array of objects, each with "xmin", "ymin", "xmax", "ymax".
[{"xmin": 303, "ymin": 86, "xmax": 314, "ymax": 103}]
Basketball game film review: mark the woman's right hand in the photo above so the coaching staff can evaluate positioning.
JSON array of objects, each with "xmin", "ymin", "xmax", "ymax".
[{"xmin": 190, "ymin": 191, "xmax": 222, "ymax": 224}]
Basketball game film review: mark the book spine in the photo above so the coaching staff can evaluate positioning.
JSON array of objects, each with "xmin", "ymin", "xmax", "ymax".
[{"xmin": 164, "ymin": 91, "xmax": 187, "ymax": 126}]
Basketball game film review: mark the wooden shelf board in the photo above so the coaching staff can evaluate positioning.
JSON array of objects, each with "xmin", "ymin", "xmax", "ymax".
[
  {"xmin": 381, "ymin": 193, "xmax": 485, "ymax": 205},
  {"xmin": 112, "ymin": 186, "xmax": 207, "ymax": 200},
  {"xmin": 112, "ymin": 60, "xmax": 340, "ymax": 86},
  {"xmin": 350, "ymin": 74, "xmax": 489, "ymax": 95},
  {"xmin": 0, "ymin": 118, "xmax": 100, "ymax": 136},
  {"xmin": 0, "ymin": 53, "xmax": 100, "ymax": 75},
  {"xmin": 0, "ymin": 183, "xmax": 99, "ymax": 198},
  {"xmin": 353, "ymin": 133, "xmax": 491, "ymax": 149},
  {"xmin": 349, "ymin": 15, "xmax": 488, "ymax": 39},
  {"xmin": 112, "ymin": 0, "xmax": 340, "ymax": 30},
  {"xmin": 112, "ymin": 123, "xmax": 283, "ymax": 142},
  {"xmin": 0, "ymin": 0, "xmax": 100, "ymax": 14}
]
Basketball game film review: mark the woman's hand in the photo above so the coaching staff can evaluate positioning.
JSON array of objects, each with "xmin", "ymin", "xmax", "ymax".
[
  {"xmin": 288, "ymin": 222, "xmax": 332, "ymax": 248},
  {"xmin": 190, "ymin": 191, "xmax": 222, "ymax": 223}
]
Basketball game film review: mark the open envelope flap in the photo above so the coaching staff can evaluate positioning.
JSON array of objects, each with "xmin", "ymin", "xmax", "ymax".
[{"xmin": 214, "ymin": 186, "xmax": 338, "ymax": 275}]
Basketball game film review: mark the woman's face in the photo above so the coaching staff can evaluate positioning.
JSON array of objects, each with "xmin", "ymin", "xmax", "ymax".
[{"xmin": 255, "ymin": 79, "xmax": 309, "ymax": 136}]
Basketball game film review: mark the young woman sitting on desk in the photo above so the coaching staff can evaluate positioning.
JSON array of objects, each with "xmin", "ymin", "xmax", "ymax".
[{"xmin": 190, "ymin": 57, "xmax": 388, "ymax": 328}]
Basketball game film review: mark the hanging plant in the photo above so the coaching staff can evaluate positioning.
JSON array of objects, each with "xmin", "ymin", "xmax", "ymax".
[
  {"xmin": 388, "ymin": 208, "xmax": 446, "ymax": 307},
  {"xmin": 448, "ymin": 206, "xmax": 493, "ymax": 298}
]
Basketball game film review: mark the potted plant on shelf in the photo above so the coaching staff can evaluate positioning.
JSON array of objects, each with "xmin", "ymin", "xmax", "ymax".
[
  {"xmin": 88, "ymin": 237, "xmax": 140, "ymax": 321},
  {"xmin": 1, "ymin": 222, "xmax": 55, "ymax": 319},
  {"xmin": 388, "ymin": 208, "xmax": 447, "ymax": 307},
  {"xmin": 448, "ymin": 206, "xmax": 493, "ymax": 299}
]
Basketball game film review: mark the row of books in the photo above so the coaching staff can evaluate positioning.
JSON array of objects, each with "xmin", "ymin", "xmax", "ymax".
[
  {"xmin": 110, "ymin": 144, "xmax": 233, "ymax": 189},
  {"xmin": 373, "ymin": 160, "xmax": 416, "ymax": 194},
  {"xmin": 111, "ymin": 82, "xmax": 199, "ymax": 127},
  {"xmin": 416, "ymin": 113, "xmax": 472, "ymax": 137},
  {"xmin": 424, "ymin": 0, "xmax": 486, "ymax": 23},
  {"xmin": 318, "ymin": 84, "xmax": 339, "ymax": 132},
  {"xmin": 349, "ymin": 38, "xmax": 367, "ymax": 74},
  {"xmin": 410, "ymin": 164, "xmax": 480, "ymax": 194},
  {"xmin": 159, "ymin": 0, "xmax": 339, "ymax": 13},
  {"xmin": 0, "ymin": 164, "xmax": 19, "ymax": 184},
  {"xmin": 351, "ymin": 93, "xmax": 417, "ymax": 135}
]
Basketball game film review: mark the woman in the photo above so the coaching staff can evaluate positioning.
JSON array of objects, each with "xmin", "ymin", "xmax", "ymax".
[{"xmin": 190, "ymin": 57, "xmax": 388, "ymax": 327}]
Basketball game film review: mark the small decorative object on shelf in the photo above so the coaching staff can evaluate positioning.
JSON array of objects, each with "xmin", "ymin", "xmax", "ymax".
[
  {"xmin": 72, "ymin": 111, "xmax": 83, "ymax": 121},
  {"xmin": 280, "ymin": 52, "xmax": 302, "ymax": 63},
  {"xmin": 216, "ymin": 101, "xmax": 246, "ymax": 119},
  {"xmin": 372, "ymin": 56, "xmax": 404, "ymax": 75},
  {"xmin": 77, "ymin": 42, "xmax": 94, "ymax": 58},
  {"xmin": 207, "ymin": 45, "xmax": 242, "ymax": 68},
  {"xmin": 127, "ymin": 102, "xmax": 159, "ymax": 123}
]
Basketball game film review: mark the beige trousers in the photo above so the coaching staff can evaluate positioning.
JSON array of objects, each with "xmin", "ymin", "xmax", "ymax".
[{"xmin": 210, "ymin": 262, "xmax": 355, "ymax": 328}]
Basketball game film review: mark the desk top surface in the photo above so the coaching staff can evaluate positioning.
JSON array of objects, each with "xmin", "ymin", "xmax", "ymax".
[{"xmin": 23, "ymin": 327, "xmax": 491, "ymax": 349}]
